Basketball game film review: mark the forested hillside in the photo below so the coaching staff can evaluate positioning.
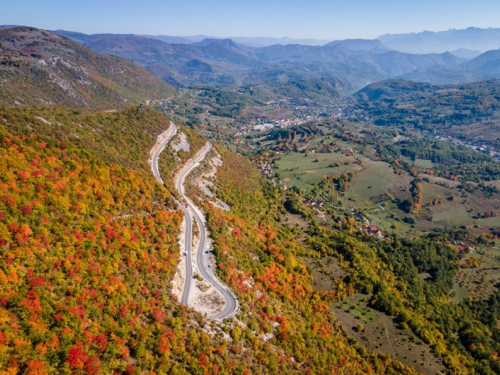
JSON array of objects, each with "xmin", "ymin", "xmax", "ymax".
[
  {"xmin": 355, "ymin": 79, "xmax": 500, "ymax": 147},
  {"xmin": 0, "ymin": 122, "xmax": 184, "ymax": 374},
  {"xmin": 0, "ymin": 107, "xmax": 292, "ymax": 374}
]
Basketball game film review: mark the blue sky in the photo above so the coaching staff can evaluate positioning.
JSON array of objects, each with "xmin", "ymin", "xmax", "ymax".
[{"xmin": 2, "ymin": 0, "xmax": 500, "ymax": 39}]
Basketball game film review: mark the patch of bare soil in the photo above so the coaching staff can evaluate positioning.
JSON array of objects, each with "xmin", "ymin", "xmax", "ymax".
[
  {"xmin": 303, "ymin": 256, "xmax": 348, "ymax": 291},
  {"xmin": 185, "ymin": 149, "xmax": 230, "ymax": 212},
  {"xmin": 284, "ymin": 211, "xmax": 309, "ymax": 245},
  {"xmin": 172, "ymin": 132, "xmax": 190, "ymax": 153}
]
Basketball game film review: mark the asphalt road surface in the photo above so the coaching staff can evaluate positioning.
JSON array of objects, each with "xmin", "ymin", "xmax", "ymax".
[{"xmin": 151, "ymin": 123, "xmax": 238, "ymax": 319}]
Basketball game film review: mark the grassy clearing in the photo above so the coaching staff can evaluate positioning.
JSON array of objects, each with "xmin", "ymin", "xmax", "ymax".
[
  {"xmin": 348, "ymin": 161, "xmax": 398, "ymax": 199},
  {"xmin": 331, "ymin": 294, "xmax": 445, "ymax": 375},
  {"xmin": 341, "ymin": 162, "xmax": 415, "ymax": 235},
  {"xmin": 400, "ymin": 157, "xmax": 435, "ymax": 169},
  {"xmin": 275, "ymin": 151, "xmax": 361, "ymax": 190},
  {"xmin": 420, "ymin": 181, "xmax": 453, "ymax": 202},
  {"xmin": 476, "ymin": 216, "xmax": 500, "ymax": 227},
  {"xmin": 303, "ymin": 256, "xmax": 349, "ymax": 292},
  {"xmin": 432, "ymin": 206, "xmax": 471, "ymax": 225},
  {"xmin": 414, "ymin": 159, "xmax": 435, "ymax": 168}
]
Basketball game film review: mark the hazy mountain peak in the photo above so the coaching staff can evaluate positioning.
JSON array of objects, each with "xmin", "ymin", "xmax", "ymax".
[
  {"xmin": 195, "ymin": 38, "xmax": 239, "ymax": 48},
  {"xmin": 449, "ymin": 48, "xmax": 482, "ymax": 59},
  {"xmin": 325, "ymin": 39, "xmax": 390, "ymax": 53}
]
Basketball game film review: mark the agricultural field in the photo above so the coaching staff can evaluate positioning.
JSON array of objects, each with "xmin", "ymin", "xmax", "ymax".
[
  {"xmin": 275, "ymin": 151, "xmax": 362, "ymax": 190},
  {"xmin": 331, "ymin": 294, "xmax": 446, "ymax": 375},
  {"xmin": 340, "ymin": 161, "xmax": 415, "ymax": 235},
  {"xmin": 347, "ymin": 161, "xmax": 407, "ymax": 199},
  {"xmin": 450, "ymin": 248, "xmax": 500, "ymax": 302},
  {"xmin": 401, "ymin": 156, "xmax": 436, "ymax": 169},
  {"xmin": 416, "ymin": 178, "xmax": 500, "ymax": 231},
  {"xmin": 206, "ymin": 115, "xmax": 238, "ymax": 132},
  {"xmin": 362, "ymin": 200, "xmax": 419, "ymax": 237}
]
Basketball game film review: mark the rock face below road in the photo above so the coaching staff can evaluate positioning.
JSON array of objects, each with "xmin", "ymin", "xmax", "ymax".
[{"xmin": 192, "ymin": 150, "xmax": 231, "ymax": 212}]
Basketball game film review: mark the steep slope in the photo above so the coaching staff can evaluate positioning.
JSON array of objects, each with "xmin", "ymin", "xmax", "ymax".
[
  {"xmin": 0, "ymin": 106, "xmax": 176, "ymax": 171},
  {"xmin": 54, "ymin": 30, "xmax": 330, "ymax": 48},
  {"xmin": 194, "ymin": 145, "xmax": 418, "ymax": 374},
  {"xmin": 0, "ymin": 106, "xmax": 308, "ymax": 374},
  {"xmin": 450, "ymin": 48, "xmax": 482, "ymax": 59},
  {"xmin": 372, "ymin": 51, "xmax": 463, "ymax": 77},
  {"xmin": 462, "ymin": 49, "xmax": 500, "ymax": 73},
  {"xmin": 355, "ymin": 79, "xmax": 434, "ymax": 100},
  {"xmin": 0, "ymin": 27, "xmax": 175, "ymax": 109},
  {"xmin": 0, "ymin": 122, "xmax": 185, "ymax": 374},
  {"xmin": 395, "ymin": 49, "xmax": 500, "ymax": 84},
  {"xmin": 239, "ymin": 76, "xmax": 354, "ymax": 100},
  {"xmin": 84, "ymin": 35, "xmax": 257, "ymax": 87}
]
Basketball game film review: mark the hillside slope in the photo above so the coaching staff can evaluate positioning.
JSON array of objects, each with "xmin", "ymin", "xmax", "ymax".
[
  {"xmin": 0, "ymin": 106, "xmax": 298, "ymax": 374},
  {"xmin": 0, "ymin": 102, "xmax": 424, "ymax": 373},
  {"xmin": 0, "ymin": 27, "xmax": 175, "ymax": 109},
  {"xmin": 354, "ymin": 79, "xmax": 500, "ymax": 147}
]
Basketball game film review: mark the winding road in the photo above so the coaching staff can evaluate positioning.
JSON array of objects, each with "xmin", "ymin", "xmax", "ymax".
[
  {"xmin": 151, "ymin": 122, "xmax": 238, "ymax": 319},
  {"xmin": 151, "ymin": 122, "xmax": 177, "ymax": 184}
]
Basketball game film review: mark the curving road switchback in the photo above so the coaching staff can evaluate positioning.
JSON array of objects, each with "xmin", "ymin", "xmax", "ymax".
[
  {"xmin": 151, "ymin": 122, "xmax": 177, "ymax": 184},
  {"xmin": 151, "ymin": 122, "xmax": 238, "ymax": 319}
]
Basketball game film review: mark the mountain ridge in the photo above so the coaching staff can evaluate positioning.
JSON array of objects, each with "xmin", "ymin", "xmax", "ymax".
[
  {"xmin": 0, "ymin": 27, "xmax": 176, "ymax": 109},
  {"xmin": 53, "ymin": 29, "xmax": 481, "ymax": 90}
]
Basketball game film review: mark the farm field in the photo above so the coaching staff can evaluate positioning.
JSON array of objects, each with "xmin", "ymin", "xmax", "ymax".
[
  {"xmin": 416, "ymin": 177, "xmax": 500, "ymax": 231},
  {"xmin": 363, "ymin": 201, "xmax": 419, "ymax": 237},
  {"xmin": 347, "ymin": 161, "xmax": 405, "ymax": 199},
  {"xmin": 401, "ymin": 156, "xmax": 436, "ymax": 169},
  {"xmin": 432, "ymin": 206, "xmax": 471, "ymax": 226},
  {"xmin": 414, "ymin": 159, "xmax": 436, "ymax": 168},
  {"xmin": 275, "ymin": 151, "xmax": 362, "ymax": 190},
  {"xmin": 476, "ymin": 216, "xmax": 500, "ymax": 227},
  {"xmin": 340, "ymin": 161, "xmax": 416, "ymax": 235},
  {"xmin": 451, "ymin": 248, "xmax": 500, "ymax": 302}
]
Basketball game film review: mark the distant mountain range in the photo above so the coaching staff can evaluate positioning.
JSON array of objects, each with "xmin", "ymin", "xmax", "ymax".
[
  {"xmin": 378, "ymin": 27, "xmax": 500, "ymax": 54},
  {"xmin": 61, "ymin": 26, "xmax": 500, "ymax": 52},
  {"xmin": 49, "ymin": 29, "xmax": 329, "ymax": 47},
  {"xmin": 3, "ymin": 25, "xmax": 500, "ymax": 96},
  {"xmin": 50, "ymin": 28, "xmax": 500, "ymax": 92},
  {"xmin": 3, "ymin": 24, "xmax": 499, "ymax": 53},
  {"xmin": 0, "ymin": 27, "xmax": 175, "ymax": 108}
]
